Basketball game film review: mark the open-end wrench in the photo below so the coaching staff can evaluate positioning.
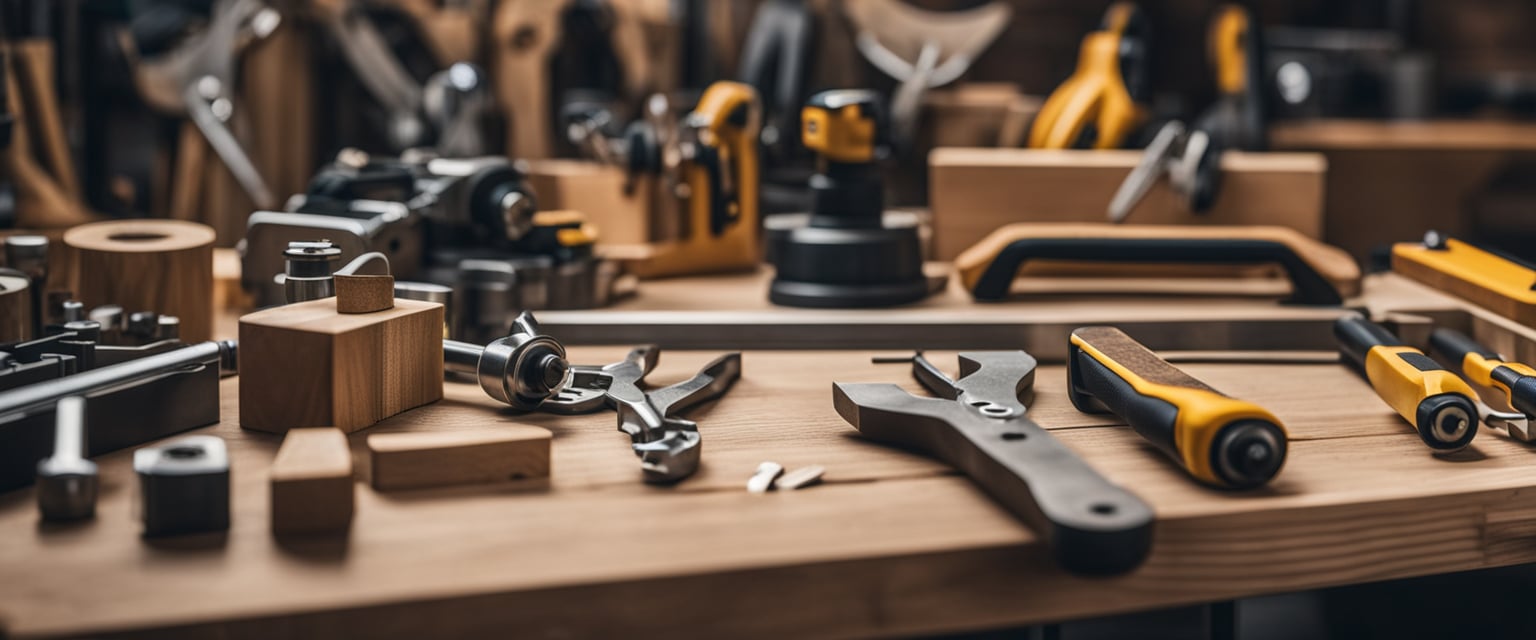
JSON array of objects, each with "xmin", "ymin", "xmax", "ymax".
[{"xmin": 834, "ymin": 351, "xmax": 1154, "ymax": 575}]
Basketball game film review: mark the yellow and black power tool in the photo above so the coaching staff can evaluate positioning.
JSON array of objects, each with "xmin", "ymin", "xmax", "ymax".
[
  {"xmin": 766, "ymin": 89, "xmax": 933, "ymax": 308},
  {"xmin": 1028, "ymin": 2, "xmax": 1151, "ymax": 149},
  {"xmin": 562, "ymin": 81, "xmax": 763, "ymax": 278},
  {"xmin": 639, "ymin": 81, "xmax": 763, "ymax": 278},
  {"xmin": 1067, "ymin": 326, "xmax": 1288, "ymax": 489},
  {"xmin": 1335, "ymin": 316, "xmax": 1479, "ymax": 452}
]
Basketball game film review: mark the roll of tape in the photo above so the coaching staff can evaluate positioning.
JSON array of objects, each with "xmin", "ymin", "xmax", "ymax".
[{"xmin": 65, "ymin": 220, "xmax": 216, "ymax": 342}]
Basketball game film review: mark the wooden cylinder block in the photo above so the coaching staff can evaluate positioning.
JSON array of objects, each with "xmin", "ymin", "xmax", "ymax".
[
  {"xmin": 0, "ymin": 272, "xmax": 30, "ymax": 342},
  {"xmin": 65, "ymin": 220, "xmax": 216, "ymax": 342}
]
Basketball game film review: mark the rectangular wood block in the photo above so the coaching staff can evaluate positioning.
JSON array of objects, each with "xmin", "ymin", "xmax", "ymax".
[
  {"xmin": 928, "ymin": 148, "xmax": 1328, "ymax": 260},
  {"xmin": 524, "ymin": 159, "xmax": 654, "ymax": 244},
  {"xmin": 368, "ymin": 427, "xmax": 552, "ymax": 491},
  {"xmin": 238, "ymin": 298, "xmax": 444, "ymax": 433},
  {"xmin": 270, "ymin": 428, "xmax": 354, "ymax": 535}
]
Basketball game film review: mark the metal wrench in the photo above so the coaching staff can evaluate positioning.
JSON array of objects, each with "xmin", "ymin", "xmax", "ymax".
[{"xmin": 834, "ymin": 351, "xmax": 1154, "ymax": 575}]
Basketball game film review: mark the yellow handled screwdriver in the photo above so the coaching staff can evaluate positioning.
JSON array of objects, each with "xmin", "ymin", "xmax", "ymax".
[
  {"xmin": 1068, "ymin": 326, "xmax": 1288, "ymax": 489},
  {"xmin": 1334, "ymin": 316, "xmax": 1479, "ymax": 452},
  {"xmin": 1431, "ymin": 327, "xmax": 1536, "ymax": 429}
]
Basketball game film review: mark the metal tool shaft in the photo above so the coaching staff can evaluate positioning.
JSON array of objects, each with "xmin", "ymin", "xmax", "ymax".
[
  {"xmin": 0, "ymin": 340, "xmax": 236, "ymax": 420},
  {"xmin": 443, "ymin": 340, "xmax": 486, "ymax": 376}
]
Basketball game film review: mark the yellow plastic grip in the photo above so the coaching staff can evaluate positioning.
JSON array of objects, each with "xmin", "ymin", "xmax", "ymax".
[
  {"xmin": 1365, "ymin": 346, "xmax": 1480, "ymax": 425},
  {"xmin": 1070, "ymin": 332, "xmax": 1283, "ymax": 485}
]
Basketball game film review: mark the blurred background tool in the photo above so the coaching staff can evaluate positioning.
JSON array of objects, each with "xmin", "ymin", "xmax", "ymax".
[
  {"xmin": 835, "ymin": 350, "xmax": 1154, "ymax": 575},
  {"xmin": 1335, "ymin": 315, "xmax": 1478, "ymax": 452},
  {"xmin": 126, "ymin": 0, "xmax": 282, "ymax": 210},
  {"xmin": 564, "ymin": 80, "xmax": 761, "ymax": 278},
  {"xmin": 843, "ymin": 0, "xmax": 1011, "ymax": 154},
  {"xmin": 767, "ymin": 89, "xmax": 936, "ymax": 308},
  {"xmin": 1068, "ymin": 326, "xmax": 1288, "ymax": 489},
  {"xmin": 1109, "ymin": 4, "xmax": 1267, "ymax": 223},
  {"xmin": 1027, "ymin": 2, "xmax": 1149, "ymax": 150}
]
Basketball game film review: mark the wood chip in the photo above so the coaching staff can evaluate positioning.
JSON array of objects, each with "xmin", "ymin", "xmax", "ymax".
[{"xmin": 777, "ymin": 465, "xmax": 826, "ymax": 491}]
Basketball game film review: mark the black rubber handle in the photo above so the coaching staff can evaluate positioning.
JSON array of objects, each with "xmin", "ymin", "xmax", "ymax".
[
  {"xmin": 1334, "ymin": 316, "xmax": 1403, "ymax": 374},
  {"xmin": 1429, "ymin": 328, "xmax": 1499, "ymax": 371},
  {"xmin": 970, "ymin": 237, "xmax": 1344, "ymax": 305}
]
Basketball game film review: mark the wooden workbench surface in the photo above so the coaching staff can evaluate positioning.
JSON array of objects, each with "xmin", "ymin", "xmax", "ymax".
[{"xmin": 6, "ymin": 336, "xmax": 1536, "ymax": 638}]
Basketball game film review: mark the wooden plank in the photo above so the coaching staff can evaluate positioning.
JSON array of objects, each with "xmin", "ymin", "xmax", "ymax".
[
  {"xmin": 8, "ymin": 342, "xmax": 1536, "ymax": 637},
  {"xmin": 537, "ymin": 271, "xmax": 1438, "ymax": 354},
  {"xmin": 927, "ymin": 148, "xmax": 1327, "ymax": 260},
  {"xmin": 270, "ymin": 428, "xmax": 354, "ymax": 535},
  {"xmin": 368, "ymin": 427, "xmax": 552, "ymax": 491},
  {"xmin": 1272, "ymin": 119, "xmax": 1536, "ymax": 152}
]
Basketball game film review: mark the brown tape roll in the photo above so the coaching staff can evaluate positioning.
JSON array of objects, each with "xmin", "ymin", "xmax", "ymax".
[
  {"xmin": 0, "ymin": 272, "xmax": 31, "ymax": 343},
  {"xmin": 65, "ymin": 220, "xmax": 216, "ymax": 342}
]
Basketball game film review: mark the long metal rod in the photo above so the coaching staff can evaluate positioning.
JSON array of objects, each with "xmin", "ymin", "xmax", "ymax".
[
  {"xmin": 0, "ymin": 340, "xmax": 237, "ymax": 420},
  {"xmin": 443, "ymin": 340, "xmax": 483, "ymax": 376}
]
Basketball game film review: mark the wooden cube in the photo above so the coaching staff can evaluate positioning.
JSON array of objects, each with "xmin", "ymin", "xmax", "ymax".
[
  {"xmin": 239, "ymin": 297, "xmax": 444, "ymax": 433},
  {"xmin": 270, "ymin": 428, "xmax": 354, "ymax": 535},
  {"xmin": 368, "ymin": 427, "xmax": 552, "ymax": 491}
]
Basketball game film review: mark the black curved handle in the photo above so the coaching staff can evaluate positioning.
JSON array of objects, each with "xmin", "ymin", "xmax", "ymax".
[{"xmin": 970, "ymin": 237, "xmax": 1344, "ymax": 305}]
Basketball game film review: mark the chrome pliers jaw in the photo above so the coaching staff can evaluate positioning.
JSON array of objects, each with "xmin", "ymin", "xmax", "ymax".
[{"xmin": 541, "ymin": 346, "xmax": 742, "ymax": 483}]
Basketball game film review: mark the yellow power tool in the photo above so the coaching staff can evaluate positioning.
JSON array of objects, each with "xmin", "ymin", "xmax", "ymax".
[
  {"xmin": 1335, "ymin": 316, "xmax": 1479, "ymax": 452},
  {"xmin": 1068, "ymin": 326, "xmax": 1288, "ymax": 489},
  {"xmin": 1028, "ymin": 3, "xmax": 1150, "ymax": 149},
  {"xmin": 632, "ymin": 81, "xmax": 763, "ymax": 278}
]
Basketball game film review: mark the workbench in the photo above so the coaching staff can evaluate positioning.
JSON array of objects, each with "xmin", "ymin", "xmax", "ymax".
[{"xmin": 5, "ymin": 274, "xmax": 1536, "ymax": 638}]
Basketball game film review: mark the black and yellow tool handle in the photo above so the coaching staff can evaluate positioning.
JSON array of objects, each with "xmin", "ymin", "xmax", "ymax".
[
  {"xmin": 1431, "ymin": 327, "xmax": 1536, "ymax": 418},
  {"xmin": 1334, "ymin": 316, "xmax": 1479, "ymax": 451},
  {"xmin": 955, "ymin": 224, "xmax": 1361, "ymax": 303},
  {"xmin": 1067, "ymin": 326, "xmax": 1287, "ymax": 489}
]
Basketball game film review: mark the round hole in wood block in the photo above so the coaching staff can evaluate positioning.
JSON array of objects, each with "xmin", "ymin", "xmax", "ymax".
[{"xmin": 107, "ymin": 232, "xmax": 172, "ymax": 243}]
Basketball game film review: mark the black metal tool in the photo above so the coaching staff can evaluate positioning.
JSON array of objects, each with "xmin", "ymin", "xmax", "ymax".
[
  {"xmin": 0, "ymin": 335, "xmax": 236, "ymax": 491},
  {"xmin": 135, "ymin": 435, "xmax": 230, "ymax": 537},
  {"xmin": 833, "ymin": 351, "xmax": 1154, "ymax": 575},
  {"xmin": 542, "ymin": 347, "xmax": 742, "ymax": 484}
]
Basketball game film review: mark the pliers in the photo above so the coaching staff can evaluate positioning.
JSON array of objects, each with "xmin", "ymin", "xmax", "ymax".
[{"xmin": 542, "ymin": 347, "xmax": 742, "ymax": 483}]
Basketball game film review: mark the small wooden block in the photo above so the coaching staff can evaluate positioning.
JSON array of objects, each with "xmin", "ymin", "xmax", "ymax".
[
  {"xmin": 368, "ymin": 427, "xmax": 552, "ymax": 491},
  {"xmin": 238, "ymin": 297, "xmax": 444, "ymax": 433},
  {"xmin": 270, "ymin": 428, "xmax": 354, "ymax": 535},
  {"xmin": 335, "ymin": 274, "xmax": 396, "ymax": 314}
]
